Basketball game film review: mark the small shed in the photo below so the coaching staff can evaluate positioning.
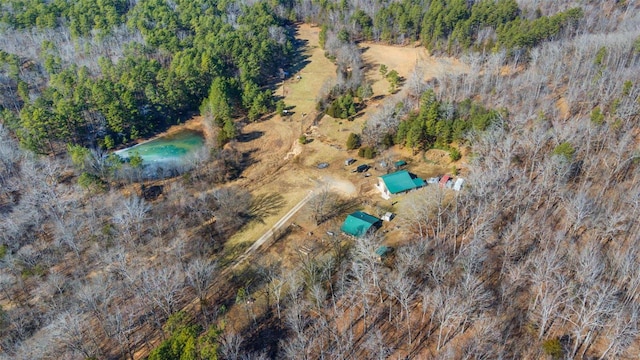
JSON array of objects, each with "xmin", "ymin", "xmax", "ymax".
[
  {"xmin": 439, "ymin": 175, "xmax": 453, "ymax": 188},
  {"xmin": 394, "ymin": 160, "xmax": 407, "ymax": 169},
  {"xmin": 382, "ymin": 212, "xmax": 394, "ymax": 221},
  {"xmin": 375, "ymin": 246, "xmax": 394, "ymax": 261},
  {"xmin": 341, "ymin": 211, "xmax": 382, "ymax": 237},
  {"xmin": 453, "ymin": 178, "xmax": 465, "ymax": 191}
]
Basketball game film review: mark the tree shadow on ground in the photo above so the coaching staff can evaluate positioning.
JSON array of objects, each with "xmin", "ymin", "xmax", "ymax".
[
  {"xmin": 317, "ymin": 196, "xmax": 362, "ymax": 226},
  {"xmin": 249, "ymin": 192, "xmax": 286, "ymax": 224},
  {"xmin": 141, "ymin": 184, "xmax": 163, "ymax": 201},
  {"xmin": 286, "ymin": 35, "xmax": 312, "ymax": 76},
  {"xmin": 237, "ymin": 131, "xmax": 264, "ymax": 143},
  {"xmin": 350, "ymin": 111, "xmax": 367, "ymax": 120},
  {"xmin": 238, "ymin": 148, "xmax": 258, "ymax": 173},
  {"xmin": 219, "ymin": 241, "xmax": 252, "ymax": 268},
  {"xmin": 264, "ymin": 28, "xmax": 311, "ymax": 92},
  {"xmin": 242, "ymin": 310, "xmax": 287, "ymax": 358},
  {"xmin": 203, "ymin": 275, "xmax": 239, "ymax": 324}
]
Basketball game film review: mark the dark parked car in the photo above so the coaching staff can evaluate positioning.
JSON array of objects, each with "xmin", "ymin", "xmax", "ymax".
[{"xmin": 356, "ymin": 164, "xmax": 369, "ymax": 173}]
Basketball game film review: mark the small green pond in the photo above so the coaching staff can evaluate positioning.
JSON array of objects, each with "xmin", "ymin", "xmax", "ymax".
[{"xmin": 115, "ymin": 129, "xmax": 205, "ymax": 164}]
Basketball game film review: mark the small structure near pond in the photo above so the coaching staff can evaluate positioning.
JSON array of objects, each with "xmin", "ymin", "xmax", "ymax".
[{"xmin": 341, "ymin": 211, "xmax": 382, "ymax": 237}]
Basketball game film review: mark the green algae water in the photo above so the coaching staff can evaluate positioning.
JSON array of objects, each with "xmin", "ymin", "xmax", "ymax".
[{"xmin": 115, "ymin": 129, "xmax": 205, "ymax": 165}]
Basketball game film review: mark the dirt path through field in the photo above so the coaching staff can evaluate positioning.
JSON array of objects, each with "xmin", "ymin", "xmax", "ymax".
[
  {"xmin": 133, "ymin": 23, "xmax": 476, "ymax": 359},
  {"xmin": 232, "ymin": 189, "xmax": 315, "ymax": 268},
  {"xmin": 227, "ymin": 25, "xmax": 471, "ymax": 253},
  {"xmin": 223, "ymin": 24, "xmax": 341, "ymax": 249}
]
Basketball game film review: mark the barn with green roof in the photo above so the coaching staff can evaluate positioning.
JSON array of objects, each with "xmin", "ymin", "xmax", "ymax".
[
  {"xmin": 376, "ymin": 170, "xmax": 425, "ymax": 199},
  {"xmin": 341, "ymin": 211, "xmax": 382, "ymax": 237}
]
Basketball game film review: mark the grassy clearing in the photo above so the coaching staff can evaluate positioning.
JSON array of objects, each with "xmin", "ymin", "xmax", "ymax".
[
  {"xmin": 224, "ymin": 185, "xmax": 309, "ymax": 248},
  {"xmin": 283, "ymin": 24, "xmax": 336, "ymax": 117},
  {"xmin": 361, "ymin": 42, "xmax": 469, "ymax": 101},
  {"xmin": 220, "ymin": 24, "xmax": 338, "ymax": 254},
  {"xmin": 222, "ymin": 24, "xmax": 470, "ymax": 269}
]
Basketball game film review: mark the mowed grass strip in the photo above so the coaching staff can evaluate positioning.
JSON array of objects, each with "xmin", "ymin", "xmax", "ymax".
[
  {"xmin": 222, "ymin": 25, "xmax": 336, "ymax": 252},
  {"xmin": 282, "ymin": 24, "xmax": 336, "ymax": 116}
]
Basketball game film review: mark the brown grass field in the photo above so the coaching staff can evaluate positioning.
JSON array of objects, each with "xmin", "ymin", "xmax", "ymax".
[
  {"xmin": 217, "ymin": 23, "xmax": 471, "ymax": 260},
  {"xmin": 150, "ymin": 24, "xmax": 472, "ymax": 350},
  {"xmin": 361, "ymin": 41, "xmax": 468, "ymax": 96}
]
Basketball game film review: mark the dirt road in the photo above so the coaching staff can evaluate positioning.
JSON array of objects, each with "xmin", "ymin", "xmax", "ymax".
[
  {"xmin": 230, "ymin": 173, "xmax": 356, "ymax": 268},
  {"xmin": 232, "ymin": 189, "xmax": 316, "ymax": 269}
]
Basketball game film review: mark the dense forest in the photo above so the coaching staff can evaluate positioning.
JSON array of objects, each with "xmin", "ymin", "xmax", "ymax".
[
  {"xmin": 0, "ymin": 0, "xmax": 293, "ymax": 153},
  {"xmin": 1, "ymin": 0, "xmax": 640, "ymax": 359},
  {"xmin": 0, "ymin": 0, "xmax": 585, "ymax": 154}
]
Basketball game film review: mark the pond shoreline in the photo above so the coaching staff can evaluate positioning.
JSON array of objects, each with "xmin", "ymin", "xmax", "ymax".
[{"xmin": 122, "ymin": 115, "xmax": 213, "ymax": 149}]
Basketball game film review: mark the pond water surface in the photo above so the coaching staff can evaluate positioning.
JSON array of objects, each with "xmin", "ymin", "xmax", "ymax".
[{"xmin": 115, "ymin": 129, "xmax": 205, "ymax": 164}]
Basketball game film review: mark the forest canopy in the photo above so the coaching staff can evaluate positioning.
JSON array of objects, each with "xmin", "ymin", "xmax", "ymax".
[
  {"xmin": 315, "ymin": 0, "xmax": 582, "ymax": 52},
  {"xmin": 395, "ymin": 89, "xmax": 505, "ymax": 152},
  {"xmin": 0, "ymin": 0, "xmax": 584, "ymax": 154},
  {"xmin": 0, "ymin": 0, "xmax": 293, "ymax": 153}
]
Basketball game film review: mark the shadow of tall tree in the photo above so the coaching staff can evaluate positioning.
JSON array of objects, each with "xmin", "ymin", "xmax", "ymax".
[
  {"xmin": 309, "ymin": 190, "xmax": 361, "ymax": 226},
  {"xmin": 249, "ymin": 192, "xmax": 286, "ymax": 224}
]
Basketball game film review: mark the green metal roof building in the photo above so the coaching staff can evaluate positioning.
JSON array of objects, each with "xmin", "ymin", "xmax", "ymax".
[
  {"xmin": 375, "ymin": 245, "xmax": 394, "ymax": 259},
  {"xmin": 341, "ymin": 211, "xmax": 382, "ymax": 237},
  {"xmin": 377, "ymin": 170, "xmax": 425, "ymax": 199},
  {"xmin": 394, "ymin": 160, "xmax": 407, "ymax": 168}
]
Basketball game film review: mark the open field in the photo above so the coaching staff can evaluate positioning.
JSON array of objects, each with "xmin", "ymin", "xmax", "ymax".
[
  {"xmin": 223, "ymin": 24, "xmax": 339, "ymax": 251},
  {"xmin": 361, "ymin": 42, "xmax": 469, "ymax": 97},
  {"xmin": 103, "ymin": 22, "xmax": 475, "ymax": 359},
  {"xmin": 282, "ymin": 24, "xmax": 337, "ymax": 116},
  {"xmin": 219, "ymin": 23, "xmax": 474, "ymax": 263}
]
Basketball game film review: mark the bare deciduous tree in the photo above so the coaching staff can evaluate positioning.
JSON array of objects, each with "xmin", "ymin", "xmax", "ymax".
[
  {"xmin": 564, "ymin": 282, "xmax": 617, "ymax": 358},
  {"xmin": 49, "ymin": 311, "xmax": 101, "ymax": 359},
  {"xmin": 140, "ymin": 265, "xmax": 185, "ymax": 320},
  {"xmin": 185, "ymin": 257, "xmax": 217, "ymax": 322},
  {"xmin": 598, "ymin": 303, "xmax": 639, "ymax": 359},
  {"xmin": 113, "ymin": 195, "xmax": 151, "ymax": 239},
  {"xmin": 385, "ymin": 272, "xmax": 415, "ymax": 344}
]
